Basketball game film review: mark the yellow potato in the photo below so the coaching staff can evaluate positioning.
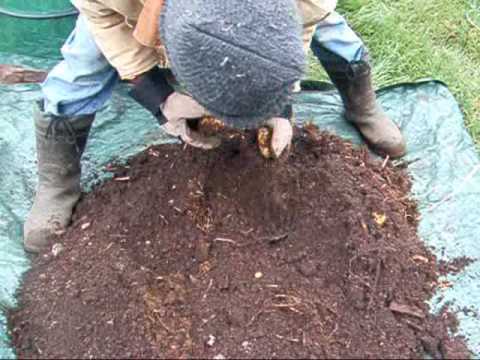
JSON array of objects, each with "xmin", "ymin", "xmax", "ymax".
[
  {"xmin": 198, "ymin": 116, "xmax": 225, "ymax": 136},
  {"xmin": 257, "ymin": 127, "xmax": 274, "ymax": 159}
]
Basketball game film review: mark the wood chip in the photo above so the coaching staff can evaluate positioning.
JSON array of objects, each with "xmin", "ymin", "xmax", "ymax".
[
  {"xmin": 412, "ymin": 255, "xmax": 429, "ymax": 263},
  {"xmin": 275, "ymin": 334, "xmax": 300, "ymax": 343},
  {"xmin": 389, "ymin": 302, "xmax": 425, "ymax": 319},
  {"xmin": 148, "ymin": 148, "xmax": 160, "ymax": 157},
  {"xmin": 213, "ymin": 237, "xmax": 237, "ymax": 245},
  {"xmin": 381, "ymin": 155, "xmax": 390, "ymax": 170},
  {"xmin": 114, "ymin": 176, "xmax": 130, "ymax": 182},
  {"xmin": 254, "ymin": 272, "xmax": 263, "ymax": 279},
  {"xmin": 261, "ymin": 233, "xmax": 289, "ymax": 244},
  {"xmin": 438, "ymin": 280, "xmax": 453, "ymax": 289},
  {"xmin": 81, "ymin": 222, "xmax": 91, "ymax": 231}
]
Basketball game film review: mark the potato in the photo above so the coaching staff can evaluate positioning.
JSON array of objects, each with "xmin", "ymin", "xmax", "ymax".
[
  {"xmin": 198, "ymin": 116, "xmax": 225, "ymax": 136},
  {"xmin": 257, "ymin": 127, "xmax": 274, "ymax": 159}
]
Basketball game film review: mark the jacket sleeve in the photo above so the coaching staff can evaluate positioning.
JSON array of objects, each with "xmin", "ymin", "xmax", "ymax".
[
  {"xmin": 297, "ymin": 0, "xmax": 337, "ymax": 26},
  {"xmin": 297, "ymin": 0, "xmax": 337, "ymax": 55},
  {"xmin": 71, "ymin": 0, "xmax": 159, "ymax": 80}
]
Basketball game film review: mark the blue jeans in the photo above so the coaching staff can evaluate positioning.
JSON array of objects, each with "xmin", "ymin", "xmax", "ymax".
[
  {"xmin": 42, "ymin": 16, "xmax": 119, "ymax": 117},
  {"xmin": 312, "ymin": 12, "xmax": 366, "ymax": 63},
  {"xmin": 42, "ymin": 12, "xmax": 365, "ymax": 117}
]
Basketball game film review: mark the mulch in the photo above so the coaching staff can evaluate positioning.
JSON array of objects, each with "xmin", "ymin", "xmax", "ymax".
[{"xmin": 8, "ymin": 126, "xmax": 471, "ymax": 359}]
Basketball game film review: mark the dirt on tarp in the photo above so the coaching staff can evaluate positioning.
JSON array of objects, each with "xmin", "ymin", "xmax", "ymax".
[
  {"xmin": 0, "ymin": 64, "xmax": 46, "ymax": 84},
  {"xmin": 8, "ymin": 126, "xmax": 471, "ymax": 359},
  {"xmin": 438, "ymin": 257, "xmax": 476, "ymax": 276}
]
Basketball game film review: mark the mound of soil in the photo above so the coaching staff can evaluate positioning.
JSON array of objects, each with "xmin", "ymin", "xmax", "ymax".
[{"xmin": 9, "ymin": 127, "xmax": 470, "ymax": 359}]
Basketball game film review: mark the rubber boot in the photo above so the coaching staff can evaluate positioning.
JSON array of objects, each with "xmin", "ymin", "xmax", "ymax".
[
  {"xmin": 23, "ymin": 103, "xmax": 94, "ymax": 253},
  {"xmin": 314, "ymin": 49, "xmax": 406, "ymax": 158}
]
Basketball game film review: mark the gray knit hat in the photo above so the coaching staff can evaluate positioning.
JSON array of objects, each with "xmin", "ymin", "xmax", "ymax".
[{"xmin": 160, "ymin": 0, "xmax": 306, "ymax": 128}]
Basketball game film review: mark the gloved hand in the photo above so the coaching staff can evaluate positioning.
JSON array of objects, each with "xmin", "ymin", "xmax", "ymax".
[
  {"xmin": 161, "ymin": 92, "xmax": 222, "ymax": 150},
  {"xmin": 258, "ymin": 117, "xmax": 293, "ymax": 159}
]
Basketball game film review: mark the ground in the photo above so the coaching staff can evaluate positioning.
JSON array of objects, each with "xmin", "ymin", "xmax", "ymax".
[{"xmin": 308, "ymin": 0, "xmax": 480, "ymax": 144}]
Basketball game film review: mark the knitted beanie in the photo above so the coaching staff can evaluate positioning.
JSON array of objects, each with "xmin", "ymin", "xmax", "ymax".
[{"xmin": 160, "ymin": 0, "xmax": 306, "ymax": 128}]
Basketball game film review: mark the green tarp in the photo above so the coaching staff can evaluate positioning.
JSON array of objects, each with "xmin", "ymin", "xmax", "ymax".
[{"xmin": 1, "ymin": 53, "xmax": 479, "ymax": 358}]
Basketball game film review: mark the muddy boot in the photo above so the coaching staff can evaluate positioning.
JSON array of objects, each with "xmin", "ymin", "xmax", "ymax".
[
  {"xmin": 23, "ymin": 103, "xmax": 94, "ymax": 253},
  {"xmin": 314, "ymin": 48, "xmax": 406, "ymax": 158}
]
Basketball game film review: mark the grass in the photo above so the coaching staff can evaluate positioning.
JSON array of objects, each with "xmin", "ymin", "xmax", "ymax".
[{"xmin": 307, "ymin": 0, "xmax": 480, "ymax": 143}]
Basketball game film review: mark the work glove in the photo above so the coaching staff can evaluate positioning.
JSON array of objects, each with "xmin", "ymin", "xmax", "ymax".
[
  {"xmin": 161, "ymin": 92, "xmax": 222, "ymax": 150},
  {"xmin": 129, "ymin": 68, "xmax": 221, "ymax": 150},
  {"xmin": 258, "ymin": 117, "xmax": 293, "ymax": 159}
]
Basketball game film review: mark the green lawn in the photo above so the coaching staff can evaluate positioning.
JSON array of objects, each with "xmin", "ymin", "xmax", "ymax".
[{"xmin": 307, "ymin": 0, "xmax": 480, "ymax": 143}]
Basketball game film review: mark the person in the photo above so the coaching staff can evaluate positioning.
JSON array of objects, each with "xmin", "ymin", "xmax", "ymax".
[{"xmin": 23, "ymin": 0, "xmax": 406, "ymax": 253}]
